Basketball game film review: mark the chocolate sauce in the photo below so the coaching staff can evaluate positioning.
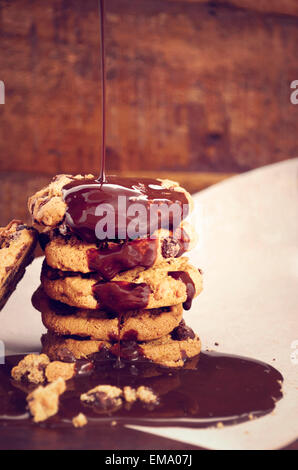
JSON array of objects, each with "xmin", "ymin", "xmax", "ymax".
[
  {"xmin": 169, "ymin": 271, "xmax": 196, "ymax": 310},
  {"xmin": 87, "ymin": 238, "xmax": 158, "ymax": 280},
  {"xmin": 92, "ymin": 281, "xmax": 151, "ymax": 312},
  {"xmin": 62, "ymin": 177, "xmax": 190, "ymax": 243},
  {"xmin": 98, "ymin": 0, "xmax": 106, "ymax": 183},
  {"xmin": 92, "ymin": 280, "xmax": 151, "ymax": 365},
  {"xmin": 171, "ymin": 319, "xmax": 196, "ymax": 341},
  {"xmin": 0, "ymin": 351, "xmax": 283, "ymax": 434}
]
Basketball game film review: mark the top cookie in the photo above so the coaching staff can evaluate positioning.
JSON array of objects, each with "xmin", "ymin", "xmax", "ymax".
[
  {"xmin": 0, "ymin": 220, "xmax": 37, "ymax": 310},
  {"xmin": 28, "ymin": 174, "xmax": 91, "ymax": 229},
  {"xmin": 28, "ymin": 174, "xmax": 194, "ymax": 242}
]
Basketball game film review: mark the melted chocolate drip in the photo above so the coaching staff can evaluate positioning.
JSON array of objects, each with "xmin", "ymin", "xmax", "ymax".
[
  {"xmin": 92, "ymin": 280, "xmax": 151, "ymax": 365},
  {"xmin": 87, "ymin": 238, "xmax": 158, "ymax": 280},
  {"xmin": 0, "ymin": 351, "xmax": 283, "ymax": 435},
  {"xmin": 62, "ymin": 177, "xmax": 189, "ymax": 243},
  {"xmin": 168, "ymin": 271, "xmax": 196, "ymax": 310},
  {"xmin": 171, "ymin": 320, "xmax": 195, "ymax": 341},
  {"xmin": 92, "ymin": 281, "xmax": 151, "ymax": 313}
]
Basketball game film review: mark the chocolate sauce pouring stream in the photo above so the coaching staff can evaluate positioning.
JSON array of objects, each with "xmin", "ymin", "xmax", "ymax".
[{"xmin": 98, "ymin": 0, "xmax": 106, "ymax": 183}]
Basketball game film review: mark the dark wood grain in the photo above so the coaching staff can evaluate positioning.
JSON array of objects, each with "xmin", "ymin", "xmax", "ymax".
[
  {"xmin": 0, "ymin": 0, "xmax": 297, "ymax": 177},
  {"xmin": 166, "ymin": 0, "xmax": 298, "ymax": 17}
]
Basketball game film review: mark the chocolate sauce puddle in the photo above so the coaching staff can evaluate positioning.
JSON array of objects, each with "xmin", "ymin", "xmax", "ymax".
[{"xmin": 0, "ymin": 351, "xmax": 283, "ymax": 431}]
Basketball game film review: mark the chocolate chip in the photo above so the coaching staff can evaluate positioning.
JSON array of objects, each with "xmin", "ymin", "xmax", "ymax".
[
  {"xmin": 38, "ymin": 233, "xmax": 50, "ymax": 250},
  {"xmin": 56, "ymin": 347, "xmax": 76, "ymax": 363},
  {"xmin": 171, "ymin": 320, "xmax": 195, "ymax": 341},
  {"xmin": 161, "ymin": 238, "xmax": 180, "ymax": 258},
  {"xmin": 91, "ymin": 392, "xmax": 121, "ymax": 411},
  {"xmin": 122, "ymin": 329, "xmax": 139, "ymax": 341},
  {"xmin": 38, "ymin": 197, "xmax": 50, "ymax": 209},
  {"xmin": 58, "ymin": 223, "xmax": 71, "ymax": 237},
  {"xmin": 49, "ymin": 298, "xmax": 78, "ymax": 316},
  {"xmin": 16, "ymin": 224, "xmax": 26, "ymax": 231}
]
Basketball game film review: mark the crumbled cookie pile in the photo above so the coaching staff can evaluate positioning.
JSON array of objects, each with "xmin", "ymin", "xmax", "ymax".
[
  {"xmin": 80, "ymin": 384, "xmax": 158, "ymax": 410},
  {"xmin": 11, "ymin": 353, "xmax": 76, "ymax": 384},
  {"xmin": 11, "ymin": 353, "xmax": 159, "ymax": 425}
]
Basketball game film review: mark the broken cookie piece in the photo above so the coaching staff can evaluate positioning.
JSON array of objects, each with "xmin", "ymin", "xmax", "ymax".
[
  {"xmin": 80, "ymin": 385, "xmax": 123, "ymax": 411},
  {"xmin": 26, "ymin": 377, "xmax": 66, "ymax": 422},
  {"xmin": 123, "ymin": 386, "xmax": 137, "ymax": 404},
  {"xmin": 0, "ymin": 220, "xmax": 38, "ymax": 311},
  {"xmin": 136, "ymin": 386, "xmax": 159, "ymax": 405},
  {"xmin": 72, "ymin": 413, "xmax": 88, "ymax": 428},
  {"xmin": 45, "ymin": 361, "xmax": 76, "ymax": 382},
  {"xmin": 11, "ymin": 353, "xmax": 50, "ymax": 384}
]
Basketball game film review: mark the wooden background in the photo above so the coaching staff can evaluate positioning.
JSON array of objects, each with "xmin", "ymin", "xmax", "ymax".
[{"xmin": 0, "ymin": 0, "xmax": 298, "ymax": 224}]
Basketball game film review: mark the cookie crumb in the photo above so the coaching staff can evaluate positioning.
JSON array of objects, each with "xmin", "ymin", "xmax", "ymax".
[
  {"xmin": 136, "ymin": 386, "xmax": 158, "ymax": 405},
  {"xmin": 72, "ymin": 413, "xmax": 87, "ymax": 428},
  {"xmin": 216, "ymin": 421, "xmax": 224, "ymax": 429},
  {"xmin": 80, "ymin": 385, "xmax": 122, "ymax": 411},
  {"xmin": 111, "ymin": 420, "xmax": 117, "ymax": 427},
  {"xmin": 123, "ymin": 386, "xmax": 137, "ymax": 404},
  {"xmin": 11, "ymin": 354, "xmax": 50, "ymax": 384},
  {"xmin": 45, "ymin": 361, "xmax": 76, "ymax": 382},
  {"xmin": 26, "ymin": 377, "xmax": 66, "ymax": 422}
]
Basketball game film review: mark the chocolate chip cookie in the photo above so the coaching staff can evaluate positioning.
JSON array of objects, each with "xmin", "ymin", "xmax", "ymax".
[
  {"xmin": 41, "ymin": 225, "xmax": 197, "ymax": 279},
  {"xmin": 34, "ymin": 286, "xmax": 184, "ymax": 341},
  {"xmin": 0, "ymin": 220, "xmax": 37, "ymax": 310},
  {"xmin": 40, "ymin": 257, "xmax": 203, "ymax": 311}
]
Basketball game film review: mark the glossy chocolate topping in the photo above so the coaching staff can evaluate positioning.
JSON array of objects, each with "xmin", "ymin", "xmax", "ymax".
[
  {"xmin": 62, "ymin": 177, "xmax": 189, "ymax": 243},
  {"xmin": 92, "ymin": 281, "xmax": 151, "ymax": 313},
  {"xmin": 87, "ymin": 238, "xmax": 158, "ymax": 280}
]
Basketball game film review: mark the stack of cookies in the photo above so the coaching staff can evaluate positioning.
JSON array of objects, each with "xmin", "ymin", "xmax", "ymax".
[{"xmin": 29, "ymin": 174, "xmax": 203, "ymax": 368}]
